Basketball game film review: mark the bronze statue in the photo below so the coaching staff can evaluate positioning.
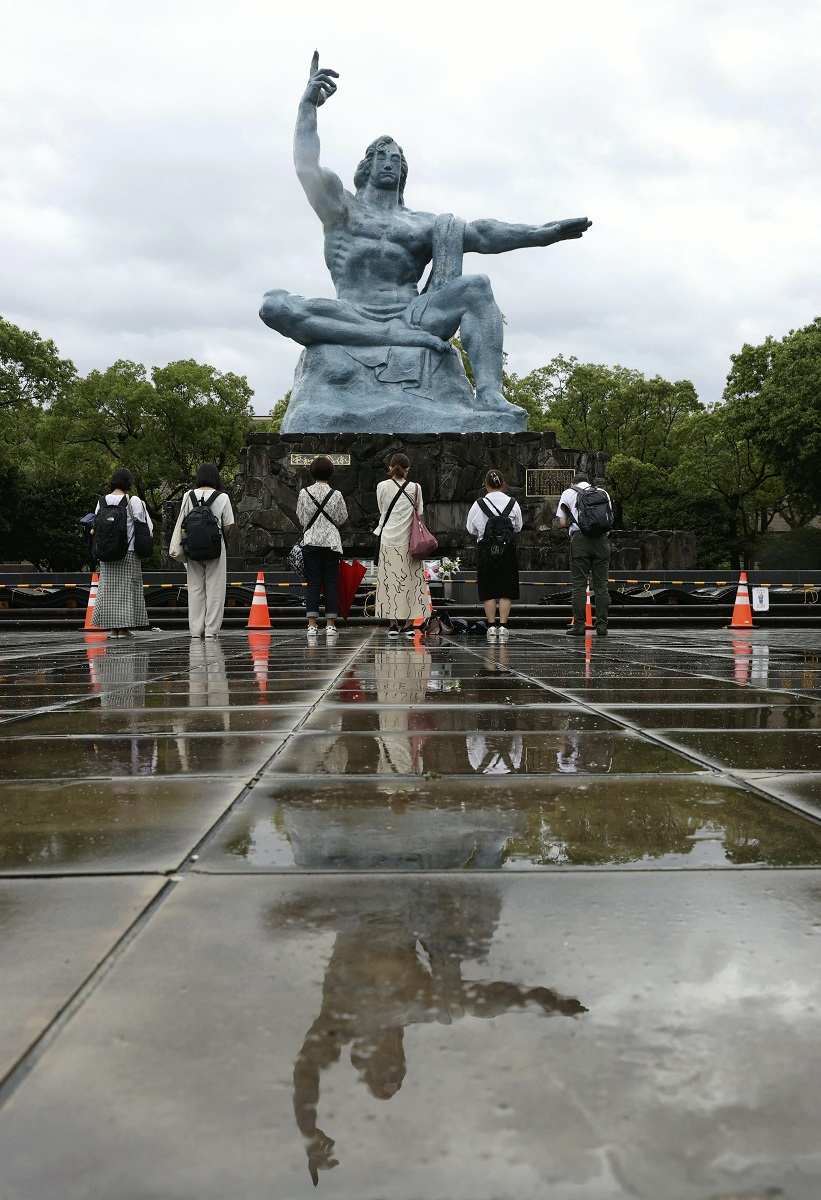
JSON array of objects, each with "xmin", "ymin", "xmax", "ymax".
[{"xmin": 260, "ymin": 53, "xmax": 592, "ymax": 433}]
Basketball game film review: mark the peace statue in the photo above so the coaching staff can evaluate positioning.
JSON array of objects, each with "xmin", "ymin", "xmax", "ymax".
[{"xmin": 260, "ymin": 53, "xmax": 592, "ymax": 433}]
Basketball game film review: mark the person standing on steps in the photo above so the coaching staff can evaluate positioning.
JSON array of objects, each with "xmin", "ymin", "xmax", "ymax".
[
  {"xmin": 466, "ymin": 469, "xmax": 522, "ymax": 642},
  {"xmin": 557, "ymin": 470, "xmax": 614, "ymax": 638},
  {"xmin": 90, "ymin": 467, "xmax": 152, "ymax": 640},
  {"xmin": 169, "ymin": 464, "xmax": 235, "ymax": 639},
  {"xmin": 374, "ymin": 453, "xmax": 428, "ymax": 638},
  {"xmin": 296, "ymin": 456, "xmax": 348, "ymax": 642}
]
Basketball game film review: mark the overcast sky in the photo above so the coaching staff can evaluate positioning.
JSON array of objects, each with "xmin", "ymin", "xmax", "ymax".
[{"xmin": 2, "ymin": 0, "xmax": 819, "ymax": 413}]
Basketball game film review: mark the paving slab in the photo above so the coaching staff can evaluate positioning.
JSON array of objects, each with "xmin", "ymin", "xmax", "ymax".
[
  {"xmin": 301, "ymin": 704, "xmax": 619, "ymax": 732},
  {"xmin": 0, "ymin": 877, "xmax": 161, "ymax": 1077},
  {"xmin": 0, "ymin": 873, "xmax": 819, "ymax": 1200},
  {"xmin": 663, "ymin": 730, "xmax": 821, "ymax": 771},
  {"xmin": 0, "ymin": 732, "xmax": 287, "ymax": 779},
  {"xmin": 266, "ymin": 730, "xmax": 700, "ymax": 776},
  {"xmin": 0, "ymin": 778, "xmax": 252, "ymax": 873},
  {"xmin": 608, "ymin": 703, "xmax": 821, "ymax": 729},
  {"xmin": 0, "ymin": 706, "xmax": 309, "ymax": 736},
  {"xmin": 199, "ymin": 775, "xmax": 821, "ymax": 871}
]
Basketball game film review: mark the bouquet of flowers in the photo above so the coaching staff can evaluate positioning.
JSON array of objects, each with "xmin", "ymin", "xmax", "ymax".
[{"xmin": 438, "ymin": 556, "xmax": 462, "ymax": 580}]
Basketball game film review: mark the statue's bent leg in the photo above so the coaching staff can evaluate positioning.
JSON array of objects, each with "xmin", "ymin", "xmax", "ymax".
[
  {"xmin": 417, "ymin": 275, "xmax": 510, "ymax": 411},
  {"xmin": 260, "ymin": 289, "xmax": 447, "ymax": 352}
]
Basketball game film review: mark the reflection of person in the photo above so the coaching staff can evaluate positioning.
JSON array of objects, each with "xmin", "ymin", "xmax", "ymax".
[
  {"xmin": 169, "ymin": 463, "xmax": 235, "ymax": 639},
  {"xmin": 95, "ymin": 648, "xmax": 150, "ymax": 710},
  {"xmin": 188, "ymin": 637, "xmax": 230, "ymax": 717},
  {"xmin": 466, "ymin": 732, "xmax": 523, "ymax": 774},
  {"xmin": 466, "ymin": 469, "xmax": 523, "ymax": 642},
  {"xmin": 374, "ymin": 453, "xmax": 429, "ymax": 637},
  {"xmin": 557, "ymin": 470, "xmax": 613, "ymax": 638},
  {"xmin": 296, "ymin": 456, "xmax": 348, "ymax": 642},
  {"xmin": 271, "ymin": 881, "xmax": 587, "ymax": 1185}
]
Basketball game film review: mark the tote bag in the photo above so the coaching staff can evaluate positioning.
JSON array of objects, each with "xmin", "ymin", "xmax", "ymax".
[{"xmin": 408, "ymin": 485, "xmax": 438, "ymax": 559}]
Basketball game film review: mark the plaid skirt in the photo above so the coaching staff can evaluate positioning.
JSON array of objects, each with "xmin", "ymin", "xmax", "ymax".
[{"xmin": 91, "ymin": 552, "xmax": 148, "ymax": 630}]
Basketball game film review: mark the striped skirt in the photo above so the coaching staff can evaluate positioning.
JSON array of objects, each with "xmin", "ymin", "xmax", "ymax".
[{"xmin": 91, "ymin": 552, "xmax": 148, "ymax": 630}]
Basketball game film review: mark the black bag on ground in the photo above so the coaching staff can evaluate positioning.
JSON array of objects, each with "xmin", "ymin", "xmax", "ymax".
[
  {"xmin": 182, "ymin": 490, "xmax": 223, "ymax": 561},
  {"xmin": 478, "ymin": 496, "xmax": 517, "ymax": 558},
  {"xmin": 92, "ymin": 495, "xmax": 129, "ymax": 562},
  {"xmin": 569, "ymin": 484, "xmax": 614, "ymax": 536}
]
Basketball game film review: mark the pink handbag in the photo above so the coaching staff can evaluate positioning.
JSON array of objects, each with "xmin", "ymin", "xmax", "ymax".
[{"xmin": 408, "ymin": 485, "xmax": 438, "ymax": 559}]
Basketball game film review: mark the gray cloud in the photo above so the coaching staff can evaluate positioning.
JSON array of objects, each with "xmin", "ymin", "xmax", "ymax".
[{"xmin": 2, "ymin": 0, "xmax": 819, "ymax": 413}]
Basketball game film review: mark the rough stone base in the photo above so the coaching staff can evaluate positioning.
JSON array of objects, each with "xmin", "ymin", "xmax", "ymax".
[
  {"xmin": 280, "ymin": 343, "xmax": 527, "ymax": 434},
  {"xmin": 235, "ymin": 432, "xmax": 695, "ymax": 571}
]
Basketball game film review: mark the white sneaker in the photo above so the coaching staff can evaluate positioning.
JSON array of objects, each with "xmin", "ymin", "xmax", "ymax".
[
  {"xmin": 307, "ymin": 627, "xmax": 318, "ymax": 641},
  {"xmin": 325, "ymin": 626, "xmax": 338, "ymax": 639},
  {"xmin": 498, "ymin": 625, "xmax": 510, "ymax": 641},
  {"xmin": 486, "ymin": 625, "xmax": 498, "ymax": 641}
]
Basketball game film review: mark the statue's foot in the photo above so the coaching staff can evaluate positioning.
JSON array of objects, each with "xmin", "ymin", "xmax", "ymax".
[
  {"xmin": 476, "ymin": 388, "xmax": 524, "ymax": 413},
  {"xmin": 387, "ymin": 321, "xmax": 448, "ymax": 354}
]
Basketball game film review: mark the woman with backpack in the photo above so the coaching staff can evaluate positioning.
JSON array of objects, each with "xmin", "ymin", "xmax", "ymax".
[
  {"xmin": 169, "ymin": 463, "xmax": 235, "ymax": 639},
  {"xmin": 374, "ymin": 453, "xmax": 429, "ymax": 638},
  {"xmin": 466, "ymin": 469, "xmax": 523, "ymax": 641},
  {"xmin": 296, "ymin": 456, "xmax": 348, "ymax": 641},
  {"xmin": 90, "ymin": 467, "xmax": 152, "ymax": 639}
]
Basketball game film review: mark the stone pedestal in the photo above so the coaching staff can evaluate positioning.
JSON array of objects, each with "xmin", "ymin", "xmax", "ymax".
[
  {"xmin": 280, "ymin": 344, "xmax": 527, "ymax": 434},
  {"xmin": 235, "ymin": 431, "xmax": 687, "ymax": 571}
]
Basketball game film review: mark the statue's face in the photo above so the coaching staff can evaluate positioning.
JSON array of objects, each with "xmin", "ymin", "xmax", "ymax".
[{"xmin": 370, "ymin": 141, "xmax": 402, "ymax": 192}]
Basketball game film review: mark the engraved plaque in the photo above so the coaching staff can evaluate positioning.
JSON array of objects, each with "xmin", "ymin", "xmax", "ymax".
[
  {"xmin": 290, "ymin": 452, "xmax": 352, "ymax": 467},
  {"xmin": 526, "ymin": 468, "xmax": 574, "ymax": 497}
]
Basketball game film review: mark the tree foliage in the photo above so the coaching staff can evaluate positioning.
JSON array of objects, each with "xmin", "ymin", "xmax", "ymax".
[{"xmin": 0, "ymin": 318, "xmax": 254, "ymax": 568}]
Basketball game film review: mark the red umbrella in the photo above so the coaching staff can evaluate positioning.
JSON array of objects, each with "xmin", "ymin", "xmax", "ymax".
[{"xmin": 337, "ymin": 558, "xmax": 367, "ymax": 620}]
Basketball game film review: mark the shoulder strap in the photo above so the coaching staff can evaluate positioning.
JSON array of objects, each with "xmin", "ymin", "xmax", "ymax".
[
  {"xmin": 478, "ymin": 497, "xmax": 500, "ymax": 519},
  {"xmin": 304, "ymin": 487, "xmax": 339, "ymax": 533},
  {"xmin": 502, "ymin": 497, "xmax": 516, "ymax": 517},
  {"xmin": 378, "ymin": 479, "xmax": 409, "ymax": 533},
  {"xmin": 203, "ymin": 489, "xmax": 220, "ymax": 508}
]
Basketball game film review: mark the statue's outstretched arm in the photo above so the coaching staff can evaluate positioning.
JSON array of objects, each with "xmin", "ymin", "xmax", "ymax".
[
  {"xmin": 294, "ymin": 51, "xmax": 345, "ymax": 224},
  {"xmin": 464, "ymin": 216, "xmax": 592, "ymax": 254}
]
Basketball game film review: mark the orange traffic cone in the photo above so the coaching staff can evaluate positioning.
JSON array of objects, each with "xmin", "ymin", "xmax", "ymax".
[
  {"xmin": 247, "ymin": 571, "xmax": 271, "ymax": 629},
  {"xmin": 729, "ymin": 570, "xmax": 754, "ymax": 629},
  {"xmin": 248, "ymin": 631, "xmax": 271, "ymax": 694},
  {"xmin": 84, "ymin": 571, "xmax": 99, "ymax": 629}
]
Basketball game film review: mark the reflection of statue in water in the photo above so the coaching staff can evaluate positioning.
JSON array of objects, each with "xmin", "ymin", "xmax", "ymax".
[
  {"xmin": 270, "ymin": 881, "xmax": 587, "ymax": 1184},
  {"xmin": 260, "ymin": 53, "xmax": 592, "ymax": 434}
]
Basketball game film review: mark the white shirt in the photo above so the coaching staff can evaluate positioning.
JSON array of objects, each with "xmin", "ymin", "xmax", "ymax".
[
  {"xmin": 95, "ymin": 492, "xmax": 153, "ymax": 553},
  {"xmin": 466, "ymin": 492, "xmax": 523, "ymax": 541},
  {"xmin": 169, "ymin": 487, "xmax": 235, "ymax": 560},
  {"xmin": 374, "ymin": 478, "xmax": 422, "ymax": 545},
  {"xmin": 296, "ymin": 482, "xmax": 348, "ymax": 554},
  {"xmin": 557, "ymin": 481, "xmax": 612, "ymax": 536}
]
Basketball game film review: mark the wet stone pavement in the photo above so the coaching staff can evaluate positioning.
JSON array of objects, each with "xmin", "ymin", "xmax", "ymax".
[{"xmin": 1, "ymin": 628, "xmax": 821, "ymax": 1199}]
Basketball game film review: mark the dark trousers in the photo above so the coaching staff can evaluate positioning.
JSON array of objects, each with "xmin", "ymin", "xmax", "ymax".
[
  {"xmin": 570, "ymin": 533, "xmax": 610, "ymax": 629},
  {"xmin": 302, "ymin": 546, "xmax": 340, "ymax": 619}
]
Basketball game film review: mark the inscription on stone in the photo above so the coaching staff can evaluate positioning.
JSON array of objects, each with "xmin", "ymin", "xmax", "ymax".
[
  {"xmin": 526, "ymin": 468, "xmax": 574, "ymax": 496},
  {"xmin": 290, "ymin": 452, "xmax": 351, "ymax": 467}
]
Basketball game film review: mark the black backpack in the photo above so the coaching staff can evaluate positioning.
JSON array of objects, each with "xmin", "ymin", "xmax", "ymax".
[
  {"xmin": 92, "ymin": 495, "xmax": 129, "ymax": 562},
  {"xmin": 182, "ymin": 490, "xmax": 223, "ymax": 561},
  {"xmin": 569, "ymin": 484, "xmax": 614, "ymax": 536},
  {"xmin": 478, "ymin": 496, "xmax": 517, "ymax": 557}
]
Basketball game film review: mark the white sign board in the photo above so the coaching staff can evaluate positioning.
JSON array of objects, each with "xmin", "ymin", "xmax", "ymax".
[{"xmin": 752, "ymin": 586, "xmax": 770, "ymax": 612}]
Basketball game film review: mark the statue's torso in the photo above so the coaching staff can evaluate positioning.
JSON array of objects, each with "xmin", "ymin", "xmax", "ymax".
[{"xmin": 324, "ymin": 197, "xmax": 436, "ymax": 306}]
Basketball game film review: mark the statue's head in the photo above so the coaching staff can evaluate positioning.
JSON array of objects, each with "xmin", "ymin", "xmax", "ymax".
[{"xmin": 354, "ymin": 136, "xmax": 407, "ymax": 206}]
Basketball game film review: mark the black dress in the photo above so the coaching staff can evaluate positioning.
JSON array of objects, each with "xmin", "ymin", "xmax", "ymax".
[{"xmin": 477, "ymin": 541, "xmax": 520, "ymax": 601}]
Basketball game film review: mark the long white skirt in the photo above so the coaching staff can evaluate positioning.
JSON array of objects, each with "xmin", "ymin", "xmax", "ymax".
[{"xmin": 375, "ymin": 544, "xmax": 429, "ymax": 621}]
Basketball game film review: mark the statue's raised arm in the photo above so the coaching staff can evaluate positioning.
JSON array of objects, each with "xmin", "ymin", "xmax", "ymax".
[{"xmin": 294, "ymin": 51, "xmax": 345, "ymax": 225}]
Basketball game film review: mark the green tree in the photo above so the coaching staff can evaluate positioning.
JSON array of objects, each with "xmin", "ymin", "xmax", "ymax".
[
  {"xmin": 672, "ymin": 404, "xmax": 783, "ymax": 567},
  {"xmin": 55, "ymin": 358, "xmax": 254, "ymax": 517},
  {"xmin": 263, "ymin": 391, "xmax": 291, "ymax": 432},
  {"xmin": 724, "ymin": 317, "xmax": 821, "ymax": 513}
]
